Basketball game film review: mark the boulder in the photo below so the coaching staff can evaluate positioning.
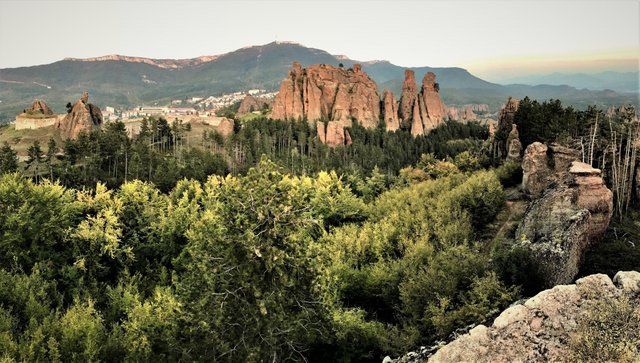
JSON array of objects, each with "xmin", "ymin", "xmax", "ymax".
[
  {"xmin": 271, "ymin": 63, "xmax": 380, "ymax": 128},
  {"xmin": 516, "ymin": 160, "xmax": 613, "ymax": 287},
  {"xmin": 216, "ymin": 117, "xmax": 235, "ymax": 137},
  {"xmin": 428, "ymin": 272, "xmax": 639, "ymax": 363},
  {"xmin": 382, "ymin": 89, "xmax": 399, "ymax": 131},
  {"xmin": 57, "ymin": 92, "xmax": 103, "ymax": 139}
]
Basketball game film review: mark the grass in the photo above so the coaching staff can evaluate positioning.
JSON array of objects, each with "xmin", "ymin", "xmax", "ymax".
[{"xmin": 0, "ymin": 124, "xmax": 64, "ymax": 159}]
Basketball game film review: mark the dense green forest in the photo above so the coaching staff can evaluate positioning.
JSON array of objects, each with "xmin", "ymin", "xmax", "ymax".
[{"xmin": 0, "ymin": 99, "xmax": 638, "ymax": 362}]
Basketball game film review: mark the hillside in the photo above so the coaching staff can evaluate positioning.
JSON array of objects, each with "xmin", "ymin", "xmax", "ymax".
[{"xmin": 1, "ymin": 42, "xmax": 637, "ymax": 123}]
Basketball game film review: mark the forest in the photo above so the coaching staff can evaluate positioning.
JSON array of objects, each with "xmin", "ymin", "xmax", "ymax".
[{"xmin": 0, "ymin": 99, "xmax": 638, "ymax": 362}]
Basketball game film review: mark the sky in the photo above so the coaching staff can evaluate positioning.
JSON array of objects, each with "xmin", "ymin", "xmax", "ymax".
[{"xmin": 0, "ymin": 0, "xmax": 638, "ymax": 82}]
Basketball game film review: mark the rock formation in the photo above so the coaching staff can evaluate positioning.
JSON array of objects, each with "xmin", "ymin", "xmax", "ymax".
[
  {"xmin": 24, "ymin": 99, "xmax": 54, "ymax": 116},
  {"xmin": 446, "ymin": 105, "xmax": 478, "ymax": 122},
  {"xmin": 522, "ymin": 142, "xmax": 581, "ymax": 197},
  {"xmin": 446, "ymin": 106, "xmax": 459, "ymax": 121},
  {"xmin": 517, "ymin": 145, "xmax": 613, "ymax": 287},
  {"xmin": 382, "ymin": 89, "xmax": 399, "ymax": 131},
  {"xmin": 420, "ymin": 72, "xmax": 446, "ymax": 129},
  {"xmin": 57, "ymin": 92, "xmax": 103, "ymax": 139},
  {"xmin": 410, "ymin": 99, "xmax": 424, "ymax": 137},
  {"xmin": 398, "ymin": 70, "xmax": 418, "ymax": 125},
  {"xmin": 397, "ymin": 71, "xmax": 447, "ymax": 136},
  {"xmin": 237, "ymin": 95, "xmax": 272, "ymax": 116},
  {"xmin": 491, "ymin": 97, "xmax": 520, "ymax": 159},
  {"xmin": 271, "ymin": 63, "xmax": 380, "ymax": 128},
  {"xmin": 216, "ymin": 117, "xmax": 235, "ymax": 137},
  {"xmin": 427, "ymin": 271, "xmax": 640, "ymax": 363},
  {"xmin": 323, "ymin": 121, "xmax": 346, "ymax": 147},
  {"xmin": 272, "ymin": 63, "xmax": 450, "ymax": 145},
  {"xmin": 506, "ymin": 125, "xmax": 522, "ymax": 161}
]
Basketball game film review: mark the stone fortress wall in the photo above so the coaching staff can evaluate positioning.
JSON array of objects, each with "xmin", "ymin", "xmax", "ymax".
[{"xmin": 14, "ymin": 115, "xmax": 61, "ymax": 130}]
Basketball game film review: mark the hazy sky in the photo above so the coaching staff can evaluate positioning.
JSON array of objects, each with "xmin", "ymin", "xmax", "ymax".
[{"xmin": 0, "ymin": 0, "xmax": 638, "ymax": 81}]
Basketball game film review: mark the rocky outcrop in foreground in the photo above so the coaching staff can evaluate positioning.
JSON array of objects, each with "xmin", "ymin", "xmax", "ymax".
[
  {"xmin": 518, "ymin": 143, "xmax": 613, "ymax": 287},
  {"xmin": 57, "ymin": 92, "xmax": 103, "ymax": 139},
  {"xmin": 425, "ymin": 271, "xmax": 640, "ymax": 363},
  {"xmin": 237, "ymin": 95, "xmax": 272, "ymax": 116}
]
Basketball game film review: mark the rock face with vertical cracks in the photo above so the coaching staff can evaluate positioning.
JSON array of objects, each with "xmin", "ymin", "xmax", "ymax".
[
  {"xmin": 399, "ymin": 70, "xmax": 447, "ymax": 136},
  {"xmin": 517, "ymin": 146, "xmax": 613, "ymax": 287},
  {"xmin": 271, "ymin": 63, "xmax": 381, "ymax": 128}
]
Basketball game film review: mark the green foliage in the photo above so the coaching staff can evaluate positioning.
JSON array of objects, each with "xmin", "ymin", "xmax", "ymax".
[
  {"xmin": 494, "ymin": 160, "xmax": 523, "ymax": 188},
  {"xmin": 492, "ymin": 245, "xmax": 545, "ymax": 296},
  {"xmin": 0, "ymin": 153, "xmax": 520, "ymax": 361},
  {"xmin": 0, "ymin": 143, "xmax": 18, "ymax": 174}
]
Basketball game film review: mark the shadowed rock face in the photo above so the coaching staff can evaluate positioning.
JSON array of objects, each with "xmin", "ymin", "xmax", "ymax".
[
  {"xmin": 237, "ymin": 95, "xmax": 272, "ymax": 116},
  {"xmin": 491, "ymin": 97, "xmax": 520, "ymax": 159},
  {"xmin": 518, "ymin": 146, "xmax": 613, "ymax": 287},
  {"xmin": 271, "ymin": 63, "xmax": 381, "ymax": 128},
  {"xmin": 427, "ymin": 272, "xmax": 640, "ymax": 363},
  {"xmin": 399, "ymin": 70, "xmax": 418, "ymax": 125},
  {"xmin": 57, "ymin": 93, "xmax": 103, "ymax": 139}
]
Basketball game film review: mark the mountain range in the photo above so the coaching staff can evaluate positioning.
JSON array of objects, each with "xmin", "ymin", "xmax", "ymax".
[
  {"xmin": 499, "ymin": 71, "xmax": 639, "ymax": 93},
  {"xmin": 0, "ymin": 41, "xmax": 637, "ymax": 123}
]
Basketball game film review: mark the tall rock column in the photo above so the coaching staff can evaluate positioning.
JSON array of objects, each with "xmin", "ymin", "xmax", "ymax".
[
  {"xmin": 421, "ymin": 72, "xmax": 446, "ymax": 131},
  {"xmin": 398, "ymin": 70, "xmax": 418, "ymax": 125},
  {"xmin": 382, "ymin": 89, "xmax": 399, "ymax": 131}
]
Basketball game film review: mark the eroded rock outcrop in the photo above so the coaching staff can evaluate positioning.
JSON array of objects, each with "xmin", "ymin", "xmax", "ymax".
[
  {"xmin": 517, "ymin": 153, "xmax": 613, "ymax": 287},
  {"xmin": 506, "ymin": 125, "xmax": 522, "ymax": 161},
  {"xmin": 57, "ymin": 92, "xmax": 103, "ymax": 139},
  {"xmin": 271, "ymin": 63, "xmax": 381, "ymax": 128},
  {"xmin": 421, "ymin": 72, "xmax": 446, "ymax": 129},
  {"xmin": 427, "ymin": 272, "xmax": 640, "ymax": 363},
  {"xmin": 237, "ymin": 95, "xmax": 272, "ymax": 116},
  {"xmin": 522, "ymin": 142, "xmax": 581, "ymax": 197},
  {"xmin": 398, "ymin": 70, "xmax": 418, "ymax": 125},
  {"xmin": 382, "ymin": 89, "xmax": 399, "ymax": 131},
  {"xmin": 491, "ymin": 97, "xmax": 520, "ymax": 159},
  {"xmin": 446, "ymin": 105, "xmax": 478, "ymax": 122},
  {"xmin": 216, "ymin": 117, "xmax": 235, "ymax": 137},
  {"xmin": 398, "ymin": 71, "xmax": 447, "ymax": 136},
  {"xmin": 24, "ymin": 99, "xmax": 54, "ymax": 116}
]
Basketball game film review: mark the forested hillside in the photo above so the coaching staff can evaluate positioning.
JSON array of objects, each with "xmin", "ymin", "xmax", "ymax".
[{"xmin": 0, "ymin": 98, "xmax": 638, "ymax": 362}]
